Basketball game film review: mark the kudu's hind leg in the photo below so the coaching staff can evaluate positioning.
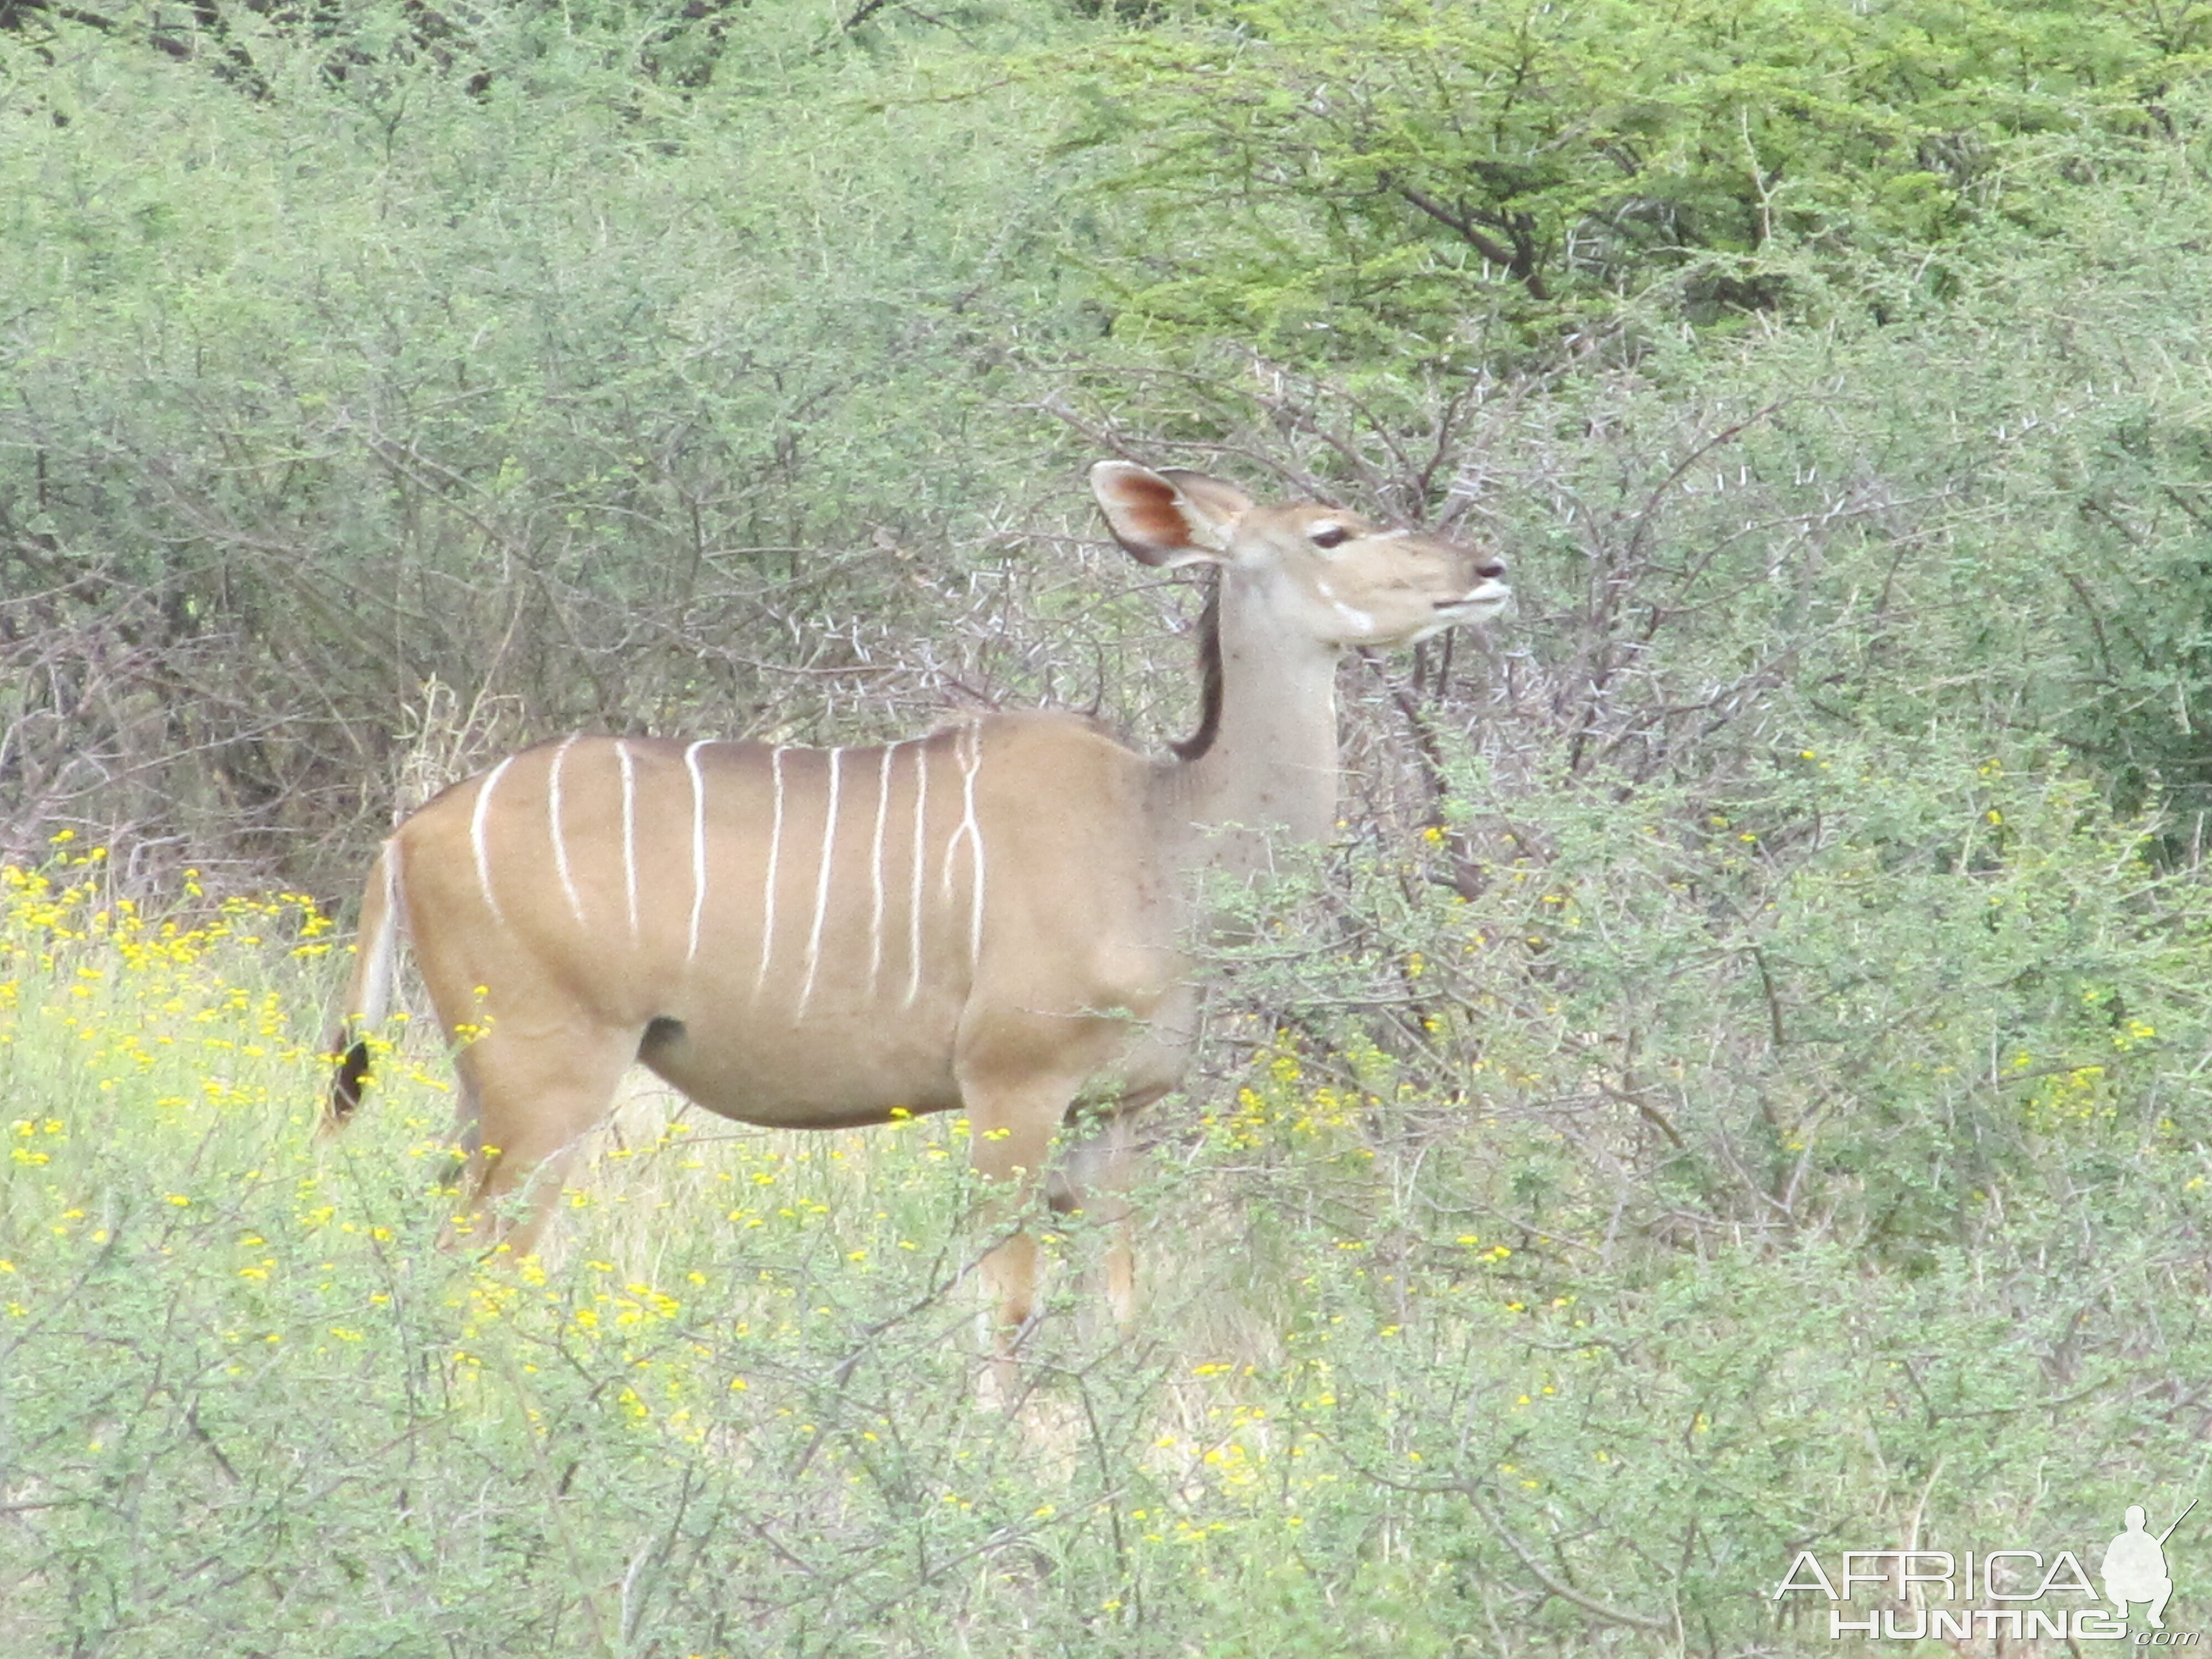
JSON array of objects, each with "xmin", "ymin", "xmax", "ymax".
[{"xmin": 443, "ymin": 1020, "xmax": 639, "ymax": 1258}]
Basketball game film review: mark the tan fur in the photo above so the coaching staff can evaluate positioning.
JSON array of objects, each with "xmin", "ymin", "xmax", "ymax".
[{"xmin": 326, "ymin": 462, "xmax": 1509, "ymax": 1383}]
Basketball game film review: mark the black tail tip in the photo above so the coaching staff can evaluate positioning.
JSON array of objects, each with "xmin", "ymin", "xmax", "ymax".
[{"xmin": 328, "ymin": 1038, "xmax": 373, "ymax": 1124}]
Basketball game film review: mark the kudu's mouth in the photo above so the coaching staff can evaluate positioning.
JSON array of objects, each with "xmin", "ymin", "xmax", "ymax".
[
  {"xmin": 1437, "ymin": 573, "xmax": 1513, "ymax": 624},
  {"xmin": 1400, "ymin": 575, "xmax": 1511, "ymax": 645}
]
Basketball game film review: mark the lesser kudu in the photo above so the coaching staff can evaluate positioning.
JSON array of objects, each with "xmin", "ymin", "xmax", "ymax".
[{"xmin": 326, "ymin": 461, "xmax": 1509, "ymax": 1372}]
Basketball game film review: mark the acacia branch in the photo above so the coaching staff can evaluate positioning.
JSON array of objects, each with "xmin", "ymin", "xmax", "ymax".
[{"xmin": 1387, "ymin": 178, "xmax": 1551, "ymax": 300}]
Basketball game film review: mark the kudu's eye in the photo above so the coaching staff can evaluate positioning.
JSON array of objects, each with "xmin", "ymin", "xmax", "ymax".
[{"xmin": 1309, "ymin": 523, "xmax": 1350, "ymax": 550}]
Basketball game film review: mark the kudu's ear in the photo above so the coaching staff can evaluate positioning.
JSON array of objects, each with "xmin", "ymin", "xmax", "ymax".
[{"xmin": 1090, "ymin": 462, "xmax": 1255, "ymax": 567}]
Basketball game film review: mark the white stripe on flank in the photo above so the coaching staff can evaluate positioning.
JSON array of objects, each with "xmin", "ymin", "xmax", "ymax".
[
  {"xmin": 953, "ymin": 723, "xmax": 987, "ymax": 969},
  {"xmin": 755, "ymin": 747, "xmax": 787, "ymax": 997},
  {"xmin": 469, "ymin": 754, "xmax": 517, "ymax": 927},
  {"xmin": 548, "ymin": 734, "xmax": 585, "ymax": 928},
  {"xmin": 796, "ymin": 748, "xmax": 845, "ymax": 1020},
  {"xmin": 867, "ymin": 742, "xmax": 900, "ymax": 1000},
  {"xmin": 939, "ymin": 730, "xmax": 964, "ymax": 901},
  {"xmin": 904, "ymin": 740, "xmax": 929, "ymax": 1008},
  {"xmin": 616, "ymin": 740, "xmax": 640, "ymax": 942},
  {"xmin": 685, "ymin": 740, "xmax": 712, "ymax": 963}
]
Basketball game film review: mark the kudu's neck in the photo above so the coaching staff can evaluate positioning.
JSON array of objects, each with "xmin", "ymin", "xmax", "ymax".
[{"xmin": 1156, "ymin": 565, "xmax": 1343, "ymax": 877}]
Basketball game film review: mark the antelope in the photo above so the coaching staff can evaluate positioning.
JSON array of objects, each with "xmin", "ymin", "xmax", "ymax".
[{"xmin": 326, "ymin": 461, "xmax": 1509, "ymax": 1370}]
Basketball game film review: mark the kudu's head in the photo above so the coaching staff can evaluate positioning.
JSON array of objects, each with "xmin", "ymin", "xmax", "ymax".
[{"xmin": 1090, "ymin": 461, "xmax": 1510, "ymax": 648}]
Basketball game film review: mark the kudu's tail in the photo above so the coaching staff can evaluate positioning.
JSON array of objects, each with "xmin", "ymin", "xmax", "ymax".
[{"xmin": 325, "ymin": 842, "xmax": 402, "ymax": 1129}]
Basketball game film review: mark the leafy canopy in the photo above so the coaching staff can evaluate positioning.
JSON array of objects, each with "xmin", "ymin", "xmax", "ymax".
[{"xmin": 1062, "ymin": 0, "xmax": 2212, "ymax": 366}]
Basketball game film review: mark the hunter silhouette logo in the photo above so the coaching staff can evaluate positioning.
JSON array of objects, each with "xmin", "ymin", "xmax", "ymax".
[
  {"xmin": 2104, "ymin": 1500, "xmax": 2192, "ymax": 1629},
  {"xmin": 1775, "ymin": 1496, "xmax": 2197, "ymax": 1641}
]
